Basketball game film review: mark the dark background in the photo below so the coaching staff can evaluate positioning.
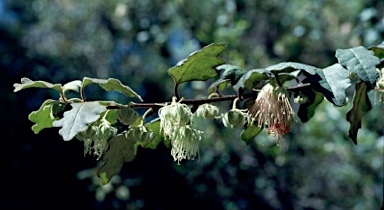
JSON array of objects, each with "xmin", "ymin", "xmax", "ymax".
[{"xmin": 1, "ymin": 0, "xmax": 383, "ymax": 209}]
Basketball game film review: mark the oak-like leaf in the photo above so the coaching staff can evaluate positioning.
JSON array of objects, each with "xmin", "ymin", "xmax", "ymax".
[
  {"xmin": 167, "ymin": 43, "xmax": 226, "ymax": 84},
  {"xmin": 13, "ymin": 77, "xmax": 62, "ymax": 93},
  {"xmin": 336, "ymin": 46, "xmax": 380, "ymax": 89},
  {"xmin": 53, "ymin": 101, "xmax": 107, "ymax": 141},
  {"xmin": 82, "ymin": 77, "xmax": 143, "ymax": 102},
  {"xmin": 28, "ymin": 99, "xmax": 58, "ymax": 134},
  {"xmin": 97, "ymin": 134, "xmax": 136, "ymax": 185},
  {"xmin": 346, "ymin": 82, "xmax": 372, "ymax": 145}
]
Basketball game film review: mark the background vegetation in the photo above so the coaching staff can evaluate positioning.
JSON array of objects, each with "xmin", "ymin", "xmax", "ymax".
[{"xmin": 1, "ymin": 0, "xmax": 383, "ymax": 209}]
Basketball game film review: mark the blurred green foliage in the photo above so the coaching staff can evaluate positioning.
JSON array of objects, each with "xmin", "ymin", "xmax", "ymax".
[{"xmin": 1, "ymin": 0, "xmax": 383, "ymax": 209}]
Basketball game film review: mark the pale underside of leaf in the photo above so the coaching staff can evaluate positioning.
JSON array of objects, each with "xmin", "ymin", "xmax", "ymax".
[
  {"xmin": 53, "ymin": 101, "xmax": 107, "ymax": 141},
  {"xmin": 317, "ymin": 64, "xmax": 351, "ymax": 106},
  {"xmin": 28, "ymin": 99, "xmax": 58, "ymax": 134},
  {"xmin": 13, "ymin": 77, "xmax": 63, "ymax": 93},
  {"xmin": 336, "ymin": 46, "xmax": 380, "ymax": 89}
]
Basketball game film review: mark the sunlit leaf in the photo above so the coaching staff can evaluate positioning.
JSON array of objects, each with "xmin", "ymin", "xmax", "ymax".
[
  {"xmin": 336, "ymin": 46, "xmax": 380, "ymax": 89},
  {"xmin": 167, "ymin": 43, "xmax": 226, "ymax": 84},
  {"xmin": 53, "ymin": 101, "xmax": 106, "ymax": 141},
  {"xmin": 28, "ymin": 99, "xmax": 57, "ymax": 134},
  {"xmin": 97, "ymin": 134, "xmax": 136, "ymax": 185},
  {"xmin": 82, "ymin": 77, "xmax": 143, "ymax": 102},
  {"xmin": 346, "ymin": 82, "xmax": 372, "ymax": 145},
  {"xmin": 13, "ymin": 77, "xmax": 62, "ymax": 93},
  {"xmin": 63, "ymin": 80, "xmax": 82, "ymax": 92}
]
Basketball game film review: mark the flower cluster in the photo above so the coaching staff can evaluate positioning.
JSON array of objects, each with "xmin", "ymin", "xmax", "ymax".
[
  {"xmin": 158, "ymin": 97, "xmax": 204, "ymax": 164},
  {"xmin": 248, "ymin": 83, "xmax": 294, "ymax": 140},
  {"xmin": 76, "ymin": 119, "xmax": 117, "ymax": 159}
]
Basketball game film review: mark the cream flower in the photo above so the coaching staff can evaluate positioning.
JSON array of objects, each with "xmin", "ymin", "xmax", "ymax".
[{"xmin": 170, "ymin": 125, "xmax": 203, "ymax": 164}]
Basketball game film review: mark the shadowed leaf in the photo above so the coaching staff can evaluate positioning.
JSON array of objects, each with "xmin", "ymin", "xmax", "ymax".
[
  {"xmin": 346, "ymin": 82, "xmax": 372, "ymax": 145},
  {"xmin": 241, "ymin": 123, "xmax": 263, "ymax": 145},
  {"xmin": 97, "ymin": 135, "xmax": 136, "ymax": 185},
  {"xmin": 297, "ymin": 90, "xmax": 324, "ymax": 123}
]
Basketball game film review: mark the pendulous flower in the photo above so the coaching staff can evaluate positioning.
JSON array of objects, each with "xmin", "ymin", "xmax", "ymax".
[
  {"xmin": 248, "ymin": 83, "xmax": 294, "ymax": 139},
  {"xmin": 170, "ymin": 125, "xmax": 203, "ymax": 164}
]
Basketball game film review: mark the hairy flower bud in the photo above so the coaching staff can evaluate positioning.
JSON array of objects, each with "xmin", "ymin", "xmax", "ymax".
[
  {"xmin": 195, "ymin": 103, "xmax": 219, "ymax": 119},
  {"xmin": 158, "ymin": 99, "xmax": 192, "ymax": 138},
  {"xmin": 222, "ymin": 109, "xmax": 246, "ymax": 129},
  {"xmin": 116, "ymin": 107, "xmax": 140, "ymax": 125},
  {"xmin": 76, "ymin": 124, "xmax": 98, "ymax": 141},
  {"xmin": 294, "ymin": 93, "xmax": 308, "ymax": 104},
  {"xmin": 126, "ymin": 125, "xmax": 154, "ymax": 143}
]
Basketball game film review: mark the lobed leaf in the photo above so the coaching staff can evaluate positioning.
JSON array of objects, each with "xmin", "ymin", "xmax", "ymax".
[
  {"xmin": 53, "ymin": 101, "xmax": 107, "ymax": 141},
  {"xmin": 28, "ymin": 99, "xmax": 62, "ymax": 134},
  {"xmin": 82, "ymin": 77, "xmax": 143, "ymax": 102},
  {"xmin": 346, "ymin": 82, "xmax": 372, "ymax": 145},
  {"xmin": 13, "ymin": 77, "xmax": 63, "ymax": 93},
  {"xmin": 167, "ymin": 43, "xmax": 226, "ymax": 84},
  {"xmin": 336, "ymin": 46, "xmax": 380, "ymax": 89},
  {"xmin": 316, "ymin": 64, "xmax": 351, "ymax": 106},
  {"xmin": 97, "ymin": 135, "xmax": 137, "ymax": 185}
]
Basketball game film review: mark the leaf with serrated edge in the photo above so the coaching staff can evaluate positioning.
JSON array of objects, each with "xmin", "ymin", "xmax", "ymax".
[
  {"xmin": 97, "ymin": 134, "xmax": 136, "ymax": 185},
  {"xmin": 63, "ymin": 80, "xmax": 82, "ymax": 92},
  {"xmin": 241, "ymin": 123, "xmax": 263, "ymax": 145},
  {"xmin": 167, "ymin": 43, "xmax": 226, "ymax": 84},
  {"xmin": 28, "ymin": 99, "xmax": 58, "ymax": 134},
  {"xmin": 82, "ymin": 77, "xmax": 143, "ymax": 102},
  {"xmin": 13, "ymin": 77, "xmax": 62, "ymax": 93},
  {"xmin": 53, "ymin": 101, "xmax": 107, "ymax": 141},
  {"xmin": 336, "ymin": 46, "xmax": 380, "ymax": 89},
  {"xmin": 266, "ymin": 62, "xmax": 318, "ymax": 75},
  {"xmin": 317, "ymin": 64, "xmax": 351, "ymax": 106},
  {"xmin": 346, "ymin": 82, "xmax": 372, "ymax": 145}
]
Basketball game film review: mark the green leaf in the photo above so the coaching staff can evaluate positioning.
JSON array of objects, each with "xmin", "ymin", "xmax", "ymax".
[
  {"xmin": 346, "ymin": 82, "xmax": 372, "ymax": 145},
  {"xmin": 97, "ymin": 134, "xmax": 137, "ymax": 185},
  {"xmin": 266, "ymin": 62, "xmax": 319, "ymax": 75},
  {"xmin": 368, "ymin": 44, "xmax": 384, "ymax": 59},
  {"xmin": 316, "ymin": 64, "xmax": 351, "ymax": 106},
  {"xmin": 53, "ymin": 101, "xmax": 107, "ymax": 141},
  {"xmin": 13, "ymin": 77, "xmax": 63, "ymax": 93},
  {"xmin": 63, "ymin": 80, "xmax": 82, "ymax": 92},
  {"xmin": 28, "ymin": 99, "xmax": 58, "ymax": 134},
  {"xmin": 336, "ymin": 46, "xmax": 380, "ymax": 89},
  {"xmin": 167, "ymin": 43, "xmax": 226, "ymax": 84},
  {"xmin": 236, "ymin": 68, "xmax": 270, "ymax": 90},
  {"xmin": 208, "ymin": 78, "xmax": 231, "ymax": 93},
  {"xmin": 241, "ymin": 123, "xmax": 263, "ymax": 145},
  {"xmin": 136, "ymin": 118, "xmax": 164, "ymax": 150},
  {"xmin": 82, "ymin": 77, "xmax": 143, "ymax": 102},
  {"xmin": 217, "ymin": 64, "xmax": 245, "ymax": 85},
  {"xmin": 297, "ymin": 90, "xmax": 324, "ymax": 123}
]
